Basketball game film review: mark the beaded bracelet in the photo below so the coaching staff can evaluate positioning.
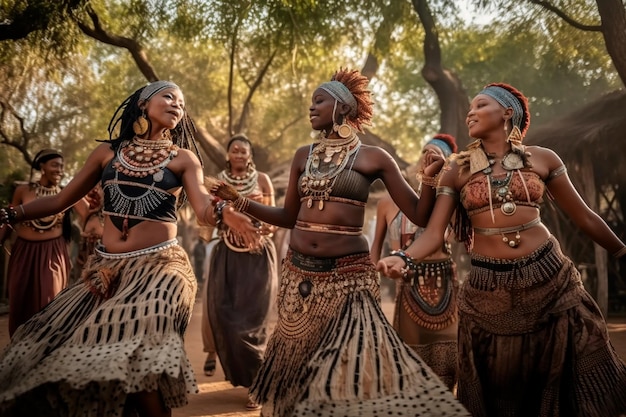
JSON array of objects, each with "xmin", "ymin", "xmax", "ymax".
[
  {"xmin": 419, "ymin": 172, "xmax": 440, "ymax": 188},
  {"xmin": 0, "ymin": 206, "xmax": 18, "ymax": 229},
  {"xmin": 212, "ymin": 200, "xmax": 231, "ymax": 231},
  {"xmin": 389, "ymin": 249, "xmax": 417, "ymax": 280}
]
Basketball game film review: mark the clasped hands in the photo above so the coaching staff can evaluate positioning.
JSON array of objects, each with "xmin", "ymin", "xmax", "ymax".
[
  {"xmin": 222, "ymin": 208, "xmax": 265, "ymax": 251},
  {"xmin": 376, "ymin": 250, "xmax": 415, "ymax": 280}
]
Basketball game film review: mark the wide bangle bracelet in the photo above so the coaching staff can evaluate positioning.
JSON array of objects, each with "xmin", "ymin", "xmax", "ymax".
[
  {"xmin": 613, "ymin": 246, "xmax": 626, "ymax": 258},
  {"xmin": 389, "ymin": 249, "xmax": 417, "ymax": 280}
]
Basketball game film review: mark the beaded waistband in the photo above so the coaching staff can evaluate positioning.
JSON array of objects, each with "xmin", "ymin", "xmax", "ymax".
[
  {"xmin": 467, "ymin": 237, "xmax": 563, "ymax": 290},
  {"xmin": 289, "ymin": 249, "xmax": 370, "ymax": 272},
  {"xmin": 95, "ymin": 239, "xmax": 178, "ymax": 259},
  {"xmin": 294, "ymin": 220, "xmax": 362, "ymax": 236}
]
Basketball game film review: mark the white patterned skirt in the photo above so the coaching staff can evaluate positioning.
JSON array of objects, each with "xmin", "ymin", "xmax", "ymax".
[{"xmin": 0, "ymin": 239, "xmax": 198, "ymax": 416}]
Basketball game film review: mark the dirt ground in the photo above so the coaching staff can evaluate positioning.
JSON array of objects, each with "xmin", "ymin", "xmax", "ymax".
[{"xmin": 1, "ymin": 297, "xmax": 625, "ymax": 417}]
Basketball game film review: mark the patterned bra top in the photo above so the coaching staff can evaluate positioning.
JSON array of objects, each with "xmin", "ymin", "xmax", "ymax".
[
  {"xmin": 460, "ymin": 170, "xmax": 545, "ymax": 217},
  {"xmin": 101, "ymin": 156, "xmax": 181, "ymax": 232},
  {"xmin": 298, "ymin": 168, "xmax": 371, "ymax": 206}
]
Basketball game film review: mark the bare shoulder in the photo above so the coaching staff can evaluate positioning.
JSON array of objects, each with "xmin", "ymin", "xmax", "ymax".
[
  {"xmin": 525, "ymin": 145, "xmax": 564, "ymax": 171},
  {"xmin": 354, "ymin": 144, "xmax": 396, "ymax": 173},
  {"xmin": 168, "ymin": 148, "xmax": 202, "ymax": 173},
  {"xmin": 256, "ymin": 171, "xmax": 273, "ymax": 189},
  {"xmin": 291, "ymin": 145, "xmax": 312, "ymax": 169}
]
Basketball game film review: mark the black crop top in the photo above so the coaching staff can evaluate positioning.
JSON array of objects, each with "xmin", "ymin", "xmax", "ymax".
[{"xmin": 101, "ymin": 156, "xmax": 181, "ymax": 233}]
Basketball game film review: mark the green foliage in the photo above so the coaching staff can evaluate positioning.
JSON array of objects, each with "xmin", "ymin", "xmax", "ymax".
[{"xmin": 0, "ymin": 0, "xmax": 621, "ymax": 181}]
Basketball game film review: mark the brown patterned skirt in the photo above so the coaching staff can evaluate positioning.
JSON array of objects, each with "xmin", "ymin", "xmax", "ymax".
[
  {"xmin": 458, "ymin": 236, "xmax": 626, "ymax": 417},
  {"xmin": 250, "ymin": 250, "xmax": 469, "ymax": 417}
]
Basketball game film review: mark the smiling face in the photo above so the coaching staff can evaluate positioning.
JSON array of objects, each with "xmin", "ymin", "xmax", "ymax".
[
  {"xmin": 143, "ymin": 87, "xmax": 185, "ymax": 132},
  {"xmin": 309, "ymin": 88, "xmax": 337, "ymax": 133},
  {"xmin": 466, "ymin": 94, "xmax": 508, "ymax": 139},
  {"xmin": 39, "ymin": 157, "xmax": 64, "ymax": 186}
]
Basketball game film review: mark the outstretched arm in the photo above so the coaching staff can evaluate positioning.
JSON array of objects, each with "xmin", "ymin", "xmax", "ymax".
[
  {"xmin": 180, "ymin": 149, "xmax": 259, "ymax": 247},
  {"xmin": 377, "ymin": 166, "xmax": 458, "ymax": 278},
  {"xmin": 541, "ymin": 148, "xmax": 625, "ymax": 255},
  {"xmin": 212, "ymin": 146, "xmax": 309, "ymax": 229},
  {"xmin": 1, "ymin": 144, "xmax": 106, "ymax": 224}
]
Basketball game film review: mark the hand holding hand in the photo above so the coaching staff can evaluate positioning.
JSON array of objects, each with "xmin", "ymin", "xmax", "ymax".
[
  {"xmin": 222, "ymin": 207, "xmax": 261, "ymax": 249},
  {"xmin": 376, "ymin": 255, "xmax": 408, "ymax": 279},
  {"xmin": 422, "ymin": 151, "xmax": 445, "ymax": 177}
]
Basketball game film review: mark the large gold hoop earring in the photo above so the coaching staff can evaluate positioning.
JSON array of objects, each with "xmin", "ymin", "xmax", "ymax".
[
  {"xmin": 333, "ymin": 115, "xmax": 353, "ymax": 139},
  {"xmin": 133, "ymin": 110, "xmax": 149, "ymax": 136}
]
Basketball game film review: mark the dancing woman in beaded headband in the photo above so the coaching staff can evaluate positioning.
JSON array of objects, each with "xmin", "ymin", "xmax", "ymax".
[
  {"xmin": 378, "ymin": 82, "xmax": 626, "ymax": 416},
  {"xmin": 210, "ymin": 68, "xmax": 468, "ymax": 416},
  {"xmin": 0, "ymin": 81, "xmax": 260, "ymax": 417}
]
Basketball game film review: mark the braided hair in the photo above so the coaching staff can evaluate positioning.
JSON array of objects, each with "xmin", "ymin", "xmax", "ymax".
[{"xmin": 104, "ymin": 83, "xmax": 203, "ymax": 208}]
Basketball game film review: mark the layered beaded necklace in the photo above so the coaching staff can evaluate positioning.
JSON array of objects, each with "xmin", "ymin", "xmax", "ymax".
[
  {"xmin": 114, "ymin": 136, "xmax": 179, "ymax": 182},
  {"xmin": 217, "ymin": 165, "xmax": 259, "ymax": 197},
  {"xmin": 301, "ymin": 132, "xmax": 361, "ymax": 210},
  {"xmin": 26, "ymin": 183, "xmax": 63, "ymax": 233},
  {"xmin": 482, "ymin": 149, "xmax": 528, "ymax": 247}
]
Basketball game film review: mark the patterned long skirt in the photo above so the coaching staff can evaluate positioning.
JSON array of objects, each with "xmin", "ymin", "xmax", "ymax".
[
  {"xmin": 458, "ymin": 236, "xmax": 626, "ymax": 417},
  {"xmin": 0, "ymin": 239, "xmax": 198, "ymax": 416},
  {"xmin": 250, "ymin": 250, "xmax": 469, "ymax": 417}
]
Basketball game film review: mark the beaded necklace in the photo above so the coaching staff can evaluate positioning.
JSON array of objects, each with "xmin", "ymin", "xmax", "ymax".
[
  {"xmin": 301, "ymin": 132, "xmax": 361, "ymax": 210},
  {"xmin": 482, "ymin": 149, "xmax": 529, "ymax": 248},
  {"xmin": 114, "ymin": 136, "xmax": 179, "ymax": 182},
  {"xmin": 217, "ymin": 166, "xmax": 259, "ymax": 197},
  {"xmin": 25, "ymin": 183, "xmax": 64, "ymax": 233}
]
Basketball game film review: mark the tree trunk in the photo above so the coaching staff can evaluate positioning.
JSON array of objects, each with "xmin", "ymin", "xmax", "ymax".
[
  {"xmin": 596, "ymin": 0, "xmax": 626, "ymax": 88},
  {"xmin": 581, "ymin": 153, "xmax": 608, "ymax": 315},
  {"xmin": 411, "ymin": 0, "xmax": 471, "ymax": 148}
]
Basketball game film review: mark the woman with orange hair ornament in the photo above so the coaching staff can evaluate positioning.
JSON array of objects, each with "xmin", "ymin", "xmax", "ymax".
[
  {"xmin": 378, "ymin": 82, "xmax": 626, "ymax": 416},
  {"xmin": 209, "ymin": 68, "xmax": 469, "ymax": 416}
]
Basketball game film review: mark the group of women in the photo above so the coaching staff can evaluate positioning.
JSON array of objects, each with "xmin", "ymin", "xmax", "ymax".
[{"xmin": 0, "ymin": 69, "xmax": 624, "ymax": 417}]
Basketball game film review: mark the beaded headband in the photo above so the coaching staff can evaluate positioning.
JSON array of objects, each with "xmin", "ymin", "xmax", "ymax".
[
  {"xmin": 139, "ymin": 80, "xmax": 181, "ymax": 103},
  {"xmin": 318, "ymin": 81, "xmax": 358, "ymax": 118},
  {"xmin": 479, "ymin": 85, "xmax": 524, "ymax": 130},
  {"xmin": 32, "ymin": 148, "xmax": 63, "ymax": 169},
  {"xmin": 424, "ymin": 139, "xmax": 452, "ymax": 157}
]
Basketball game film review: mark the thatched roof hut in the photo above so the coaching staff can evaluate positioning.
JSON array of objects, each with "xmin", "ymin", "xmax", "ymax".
[{"xmin": 525, "ymin": 89, "xmax": 626, "ymax": 314}]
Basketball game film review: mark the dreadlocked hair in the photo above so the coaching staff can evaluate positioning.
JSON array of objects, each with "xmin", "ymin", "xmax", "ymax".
[
  {"xmin": 484, "ymin": 82, "xmax": 531, "ymax": 137},
  {"xmin": 103, "ymin": 84, "xmax": 202, "ymax": 208},
  {"xmin": 331, "ymin": 68, "xmax": 374, "ymax": 132},
  {"xmin": 432, "ymin": 133, "xmax": 458, "ymax": 153}
]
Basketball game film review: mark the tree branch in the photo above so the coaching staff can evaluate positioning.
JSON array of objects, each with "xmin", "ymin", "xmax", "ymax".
[
  {"xmin": 74, "ymin": 5, "xmax": 159, "ymax": 81},
  {"xmin": 528, "ymin": 0, "xmax": 602, "ymax": 31}
]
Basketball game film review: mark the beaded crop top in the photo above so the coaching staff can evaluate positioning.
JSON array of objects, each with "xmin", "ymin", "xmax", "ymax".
[
  {"xmin": 101, "ymin": 156, "xmax": 181, "ymax": 234},
  {"xmin": 461, "ymin": 170, "xmax": 544, "ymax": 217},
  {"xmin": 298, "ymin": 168, "xmax": 370, "ymax": 207}
]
